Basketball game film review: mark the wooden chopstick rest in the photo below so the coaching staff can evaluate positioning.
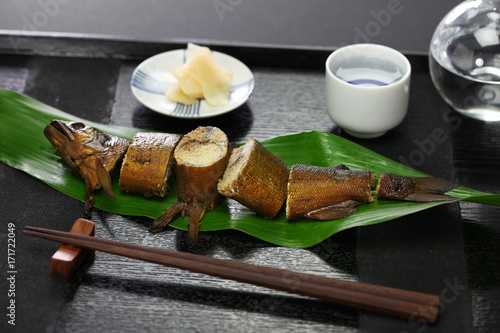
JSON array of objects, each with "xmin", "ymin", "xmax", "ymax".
[{"xmin": 50, "ymin": 218, "xmax": 95, "ymax": 281}]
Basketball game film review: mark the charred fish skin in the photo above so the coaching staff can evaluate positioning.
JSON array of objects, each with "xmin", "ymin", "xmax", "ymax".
[
  {"xmin": 217, "ymin": 138, "xmax": 290, "ymax": 219},
  {"xmin": 376, "ymin": 173, "xmax": 458, "ymax": 202},
  {"xmin": 119, "ymin": 132, "xmax": 181, "ymax": 198},
  {"xmin": 286, "ymin": 164, "xmax": 376, "ymax": 221},
  {"xmin": 44, "ymin": 120, "xmax": 130, "ymax": 214},
  {"xmin": 150, "ymin": 126, "xmax": 229, "ymax": 243}
]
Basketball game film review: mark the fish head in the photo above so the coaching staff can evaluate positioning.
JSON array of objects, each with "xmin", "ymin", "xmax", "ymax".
[{"xmin": 44, "ymin": 120, "xmax": 108, "ymax": 161}]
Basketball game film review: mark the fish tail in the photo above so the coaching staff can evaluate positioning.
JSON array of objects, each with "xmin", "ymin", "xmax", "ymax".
[{"xmin": 376, "ymin": 173, "xmax": 458, "ymax": 202}]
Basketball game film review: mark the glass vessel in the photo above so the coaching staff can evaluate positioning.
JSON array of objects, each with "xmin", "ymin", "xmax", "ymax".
[{"xmin": 429, "ymin": 0, "xmax": 500, "ymax": 121}]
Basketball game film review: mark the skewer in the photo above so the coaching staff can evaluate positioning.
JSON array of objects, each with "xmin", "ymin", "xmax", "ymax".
[{"xmin": 23, "ymin": 226, "xmax": 440, "ymax": 323}]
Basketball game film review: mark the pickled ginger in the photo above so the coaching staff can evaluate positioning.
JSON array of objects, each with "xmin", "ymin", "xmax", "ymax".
[{"xmin": 166, "ymin": 43, "xmax": 233, "ymax": 107}]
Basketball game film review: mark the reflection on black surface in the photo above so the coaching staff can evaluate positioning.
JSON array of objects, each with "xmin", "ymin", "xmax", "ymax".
[
  {"xmin": 131, "ymin": 102, "xmax": 254, "ymax": 143},
  {"xmin": 462, "ymin": 206, "xmax": 500, "ymax": 289},
  {"xmin": 310, "ymin": 228, "xmax": 358, "ymax": 278},
  {"xmin": 450, "ymin": 110, "xmax": 500, "ymax": 192},
  {"xmin": 69, "ymin": 271, "xmax": 358, "ymax": 328}
]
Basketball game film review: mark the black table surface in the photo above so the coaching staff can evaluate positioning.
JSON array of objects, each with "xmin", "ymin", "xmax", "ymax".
[{"xmin": 1, "ymin": 31, "xmax": 500, "ymax": 333}]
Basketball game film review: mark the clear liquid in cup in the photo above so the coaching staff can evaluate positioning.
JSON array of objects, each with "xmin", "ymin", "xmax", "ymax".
[{"xmin": 333, "ymin": 55, "xmax": 404, "ymax": 87}]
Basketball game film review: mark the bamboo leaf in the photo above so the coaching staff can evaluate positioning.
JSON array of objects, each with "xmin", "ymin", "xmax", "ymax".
[{"xmin": 1, "ymin": 88, "xmax": 498, "ymax": 247}]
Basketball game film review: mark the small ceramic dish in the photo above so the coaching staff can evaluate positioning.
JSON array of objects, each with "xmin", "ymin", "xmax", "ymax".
[{"xmin": 131, "ymin": 49, "xmax": 254, "ymax": 118}]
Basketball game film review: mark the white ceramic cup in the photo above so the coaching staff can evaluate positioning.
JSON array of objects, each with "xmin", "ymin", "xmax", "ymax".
[{"xmin": 325, "ymin": 44, "xmax": 411, "ymax": 138}]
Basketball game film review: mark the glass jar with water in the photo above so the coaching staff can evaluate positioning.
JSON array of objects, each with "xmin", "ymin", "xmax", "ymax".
[{"xmin": 429, "ymin": 0, "xmax": 500, "ymax": 121}]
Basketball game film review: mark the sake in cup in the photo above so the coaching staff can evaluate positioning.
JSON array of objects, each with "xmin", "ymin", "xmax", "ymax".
[{"xmin": 325, "ymin": 44, "xmax": 411, "ymax": 138}]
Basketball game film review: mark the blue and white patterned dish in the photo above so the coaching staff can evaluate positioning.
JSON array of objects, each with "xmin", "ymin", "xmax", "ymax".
[{"xmin": 131, "ymin": 49, "xmax": 254, "ymax": 118}]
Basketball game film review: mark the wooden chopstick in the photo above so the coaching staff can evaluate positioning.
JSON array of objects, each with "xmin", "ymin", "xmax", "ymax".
[
  {"xmin": 24, "ymin": 226, "xmax": 437, "ymax": 307},
  {"xmin": 23, "ymin": 226, "xmax": 439, "ymax": 323}
]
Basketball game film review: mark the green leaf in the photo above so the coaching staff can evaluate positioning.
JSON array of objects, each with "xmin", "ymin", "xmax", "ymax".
[{"xmin": 1, "ymin": 88, "xmax": 498, "ymax": 247}]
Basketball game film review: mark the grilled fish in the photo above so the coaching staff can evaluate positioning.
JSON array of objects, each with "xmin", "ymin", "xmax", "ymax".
[
  {"xmin": 149, "ymin": 126, "xmax": 229, "ymax": 243},
  {"xmin": 218, "ymin": 138, "xmax": 290, "ymax": 219},
  {"xmin": 286, "ymin": 164, "xmax": 376, "ymax": 220},
  {"xmin": 119, "ymin": 132, "xmax": 181, "ymax": 197},
  {"xmin": 44, "ymin": 120, "xmax": 130, "ymax": 214},
  {"xmin": 376, "ymin": 173, "xmax": 458, "ymax": 202}
]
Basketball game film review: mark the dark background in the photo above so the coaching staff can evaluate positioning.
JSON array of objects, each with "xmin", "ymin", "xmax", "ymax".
[{"xmin": 1, "ymin": 0, "xmax": 460, "ymax": 54}]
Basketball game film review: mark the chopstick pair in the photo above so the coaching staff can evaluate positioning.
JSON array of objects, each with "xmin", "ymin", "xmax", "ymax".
[{"xmin": 23, "ymin": 226, "xmax": 439, "ymax": 323}]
